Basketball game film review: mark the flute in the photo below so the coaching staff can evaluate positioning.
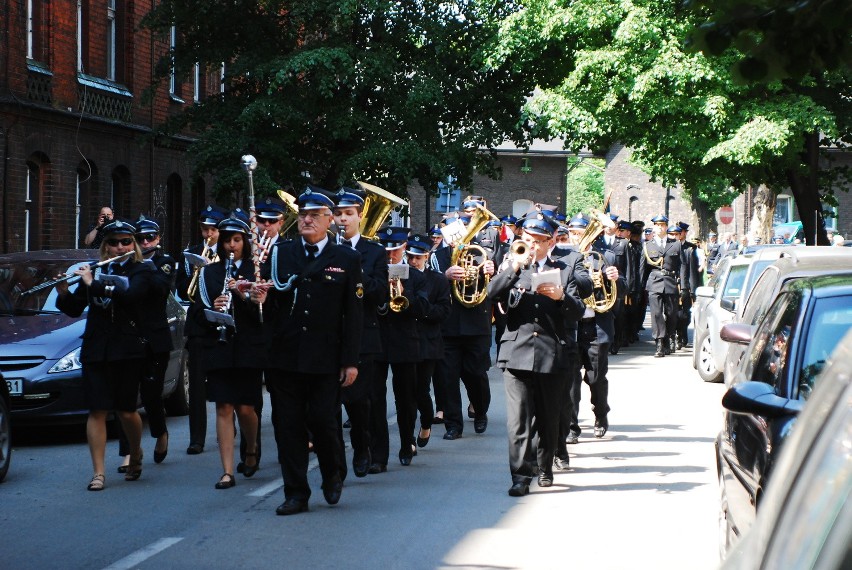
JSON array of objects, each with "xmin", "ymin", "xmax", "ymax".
[{"xmin": 20, "ymin": 247, "xmax": 159, "ymax": 297}]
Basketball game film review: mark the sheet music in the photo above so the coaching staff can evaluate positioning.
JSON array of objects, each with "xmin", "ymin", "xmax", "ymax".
[
  {"xmin": 531, "ymin": 268, "xmax": 561, "ymax": 291},
  {"xmin": 388, "ymin": 264, "xmax": 410, "ymax": 280}
]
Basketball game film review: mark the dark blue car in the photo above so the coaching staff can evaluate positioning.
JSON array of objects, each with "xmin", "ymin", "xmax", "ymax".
[{"xmin": 0, "ymin": 250, "xmax": 189, "ymax": 425}]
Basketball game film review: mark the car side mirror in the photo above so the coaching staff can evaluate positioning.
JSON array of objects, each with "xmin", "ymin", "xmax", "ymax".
[
  {"xmin": 695, "ymin": 286, "xmax": 714, "ymax": 298},
  {"xmin": 722, "ymin": 381, "xmax": 804, "ymax": 418},
  {"xmin": 720, "ymin": 298, "xmax": 736, "ymax": 312},
  {"xmin": 720, "ymin": 323, "xmax": 753, "ymax": 345}
]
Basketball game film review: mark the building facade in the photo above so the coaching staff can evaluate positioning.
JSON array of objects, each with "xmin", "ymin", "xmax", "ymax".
[{"xmin": 0, "ymin": 0, "xmax": 212, "ymax": 255}]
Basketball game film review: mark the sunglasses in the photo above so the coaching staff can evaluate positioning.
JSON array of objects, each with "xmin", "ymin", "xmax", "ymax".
[
  {"xmin": 106, "ymin": 238, "xmax": 135, "ymax": 247},
  {"xmin": 136, "ymin": 233, "xmax": 159, "ymax": 242}
]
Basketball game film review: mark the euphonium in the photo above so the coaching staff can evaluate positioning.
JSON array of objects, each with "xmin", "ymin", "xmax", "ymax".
[
  {"xmin": 389, "ymin": 277, "xmax": 409, "ymax": 313},
  {"xmin": 187, "ymin": 237, "xmax": 219, "ymax": 302},
  {"xmin": 357, "ymin": 181, "xmax": 408, "ymax": 239},
  {"xmin": 578, "ymin": 208, "xmax": 618, "ymax": 313},
  {"xmin": 450, "ymin": 204, "xmax": 499, "ymax": 308}
]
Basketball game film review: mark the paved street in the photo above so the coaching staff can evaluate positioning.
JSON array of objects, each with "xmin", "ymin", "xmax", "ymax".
[{"xmin": 1, "ymin": 324, "xmax": 725, "ymax": 570}]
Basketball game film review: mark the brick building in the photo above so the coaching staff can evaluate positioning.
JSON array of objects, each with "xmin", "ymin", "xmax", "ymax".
[{"xmin": 0, "ymin": 0, "xmax": 212, "ymax": 256}]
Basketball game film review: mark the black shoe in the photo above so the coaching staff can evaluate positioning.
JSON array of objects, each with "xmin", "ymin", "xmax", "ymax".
[
  {"xmin": 353, "ymin": 450, "xmax": 371, "ymax": 478},
  {"xmin": 554, "ymin": 456, "xmax": 570, "ymax": 471},
  {"xmin": 538, "ymin": 473, "xmax": 554, "ymax": 487},
  {"xmin": 236, "ymin": 462, "xmax": 245, "ymax": 474},
  {"xmin": 322, "ymin": 480, "xmax": 343, "ymax": 505},
  {"xmin": 474, "ymin": 415, "xmax": 488, "ymax": 434},
  {"xmin": 276, "ymin": 498, "xmax": 309, "ymax": 516},
  {"xmin": 342, "ymin": 418, "xmax": 351, "ymax": 429},
  {"xmin": 443, "ymin": 429, "xmax": 462, "ymax": 440},
  {"xmin": 399, "ymin": 453, "xmax": 412, "ymax": 466},
  {"xmin": 186, "ymin": 443, "xmax": 204, "ymax": 455},
  {"xmin": 594, "ymin": 420, "xmax": 608, "ymax": 438},
  {"xmin": 508, "ymin": 482, "xmax": 530, "ymax": 497},
  {"xmin": 117, "ymin": 464, "xmax": 129, "ymax": 474},
  {"xmin": 215, "ymin": 473, "xmax": 235, "ymax": 489},
  {"xmin": 417, "ymin": 427, "xmax": 431, "ymax": 448},
  {"xmin": 432, "ymin": 415, "xmax": 445, "ymax": 425},
  {"xmin": 467, "ymin": 405, "xmax": 475, "ymax": 419},
  {"xmin": 367, "ymin": 463, "xmax": 387, "ymax": 474},
  {"xmin": 153, "ymin": 433, "xmax": 169, "ymax": 464},
  {"xmin": 243, "ymin": 452, "xmax": 259, "ymax": 478},
  {"xmin": 654, "ymin": 339, "xmax": 664, "ymax": 358},
  {"xmin": 566, "ymin": 432, "xmax": 580, "ymax": 445},
  {"xmin": 609, "ymin": 343, "xmax": 619, "ymax": 355}
]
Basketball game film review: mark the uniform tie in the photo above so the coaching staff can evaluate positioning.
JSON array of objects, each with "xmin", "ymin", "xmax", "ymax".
[
  {"xmin": 305, "ymin": 244, "xmax": 319, "ymax": 260},
  {"xmin": 342, "ymin": 238, "xmax": 353, "ymax": 249}
]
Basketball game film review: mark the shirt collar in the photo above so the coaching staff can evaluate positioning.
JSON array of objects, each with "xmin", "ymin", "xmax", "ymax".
[{"xmin": 302, "ymin": 235, "xmax": 329, "ymax": 255}]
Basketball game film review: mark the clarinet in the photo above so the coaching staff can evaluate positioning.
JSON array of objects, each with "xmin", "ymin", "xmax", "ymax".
[{"xmin": 217, "ymin": 253, "xmax": 235, "ymax": 344}]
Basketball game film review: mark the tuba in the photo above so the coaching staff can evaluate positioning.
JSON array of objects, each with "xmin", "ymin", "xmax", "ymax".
[
  {"xmin": 357, "ymin": 181, "xmax": 408, "ymax": 239},
  {"xmin": 275, "ymin": 190, "xmax": 300, "ymax": 235},
  {"xmin": 578, "ymin": 208, "xmax": 618, "ymax": 313},
  {"xmin": 450, "ymin": 203, "xmax": 499, "ymax": 307}
]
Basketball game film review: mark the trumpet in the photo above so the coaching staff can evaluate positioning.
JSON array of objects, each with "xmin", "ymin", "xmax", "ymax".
[
  {"xmin": 508, "ymin": 240, "xmax": 532, "ymax": 268},
  {"xmin": 187, "ymin": 237, "xmax": 218, "ymax": 301},
  {"xmin": 217, "ymin": 253, "xmax": 235, "ymax": 344},
  {"xmin": 389, "ymin": 277, "xmax": 409, "ymax": 313}
]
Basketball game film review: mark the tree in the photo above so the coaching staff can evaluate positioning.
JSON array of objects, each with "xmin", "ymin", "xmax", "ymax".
[
  {"xmin": 565, "ymin": 157, "xmax": 604, "ymax": 215},
  {"xmin": 142, "ymin": 0, "xmax": 534, "ymax": 202},
  {"xmin": 489, "ymin": 0, "xmax": 851, "ymax": 244}
]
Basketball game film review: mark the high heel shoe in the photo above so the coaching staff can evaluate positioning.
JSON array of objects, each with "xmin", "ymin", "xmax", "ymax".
[
  {"xmin": 125, "ymin": 451, "xmax": 143, "ymax": 481},
  {"xmin": 243, "ymin": 451, "xmax": 259, "ymax": 478},
  {"xmin": 154, "ymin": 432, "xmax": 169, "ymax": 464},
  {"xmin": 417, "ymin": 427, "xmax": 431, "ymax": 448}
]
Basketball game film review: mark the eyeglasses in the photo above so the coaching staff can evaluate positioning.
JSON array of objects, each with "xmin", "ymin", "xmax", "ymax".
[
  {"xmin": 136, "ymin": 233, "xmax": 159, "ymax": 243},
  {"xmin": 298, "ymin": 211, "xmax": 329, "ymax": 219},
  {"xmin": 106, "ymin": 238, "xmax": 134, "ymax": 247}
]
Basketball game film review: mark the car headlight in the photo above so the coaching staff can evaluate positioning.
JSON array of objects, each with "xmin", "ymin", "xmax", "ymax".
[{"xmin": 48, "ymin": 347, "xmax": 82, "ymax": 373}]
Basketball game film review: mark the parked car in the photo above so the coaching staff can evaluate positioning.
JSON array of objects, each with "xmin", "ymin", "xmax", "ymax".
[
  {"xmin": 721, "ymin": 329, "xmax": 852, "ymax": 568},
  {"xmin": 723, "ymin": 247, "xmax": 852, "ymax": 387},
  {"xmin": 715, "ymin": 274, "xmax": 852, "ymax": 558},
  {"xmin": 0, "ymin": 371, "xmax": 10, "ymax": 482},
  {"xmin": 772, "ymin": 221, "xmax": 804, "ymax": 243},
  {"xmin": 0, "ymin": 250, "xmax": 189, "ymax": 425}
]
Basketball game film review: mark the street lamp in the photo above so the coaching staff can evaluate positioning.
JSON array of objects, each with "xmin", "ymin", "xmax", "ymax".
[{"xmin": 628, "ymin": 196, "xmax": 638, "ymax": 221}]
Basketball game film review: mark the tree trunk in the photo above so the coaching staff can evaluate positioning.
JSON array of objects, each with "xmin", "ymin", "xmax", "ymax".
[
  {"xmin": 787, "ymin": 132, "xmax": 830, "ymax": 246},
  {"xmin": 749, "ymin": 184, "xmax": 776, "ymax": 244},
  {"xmin": 690, "ymin": 195, "xmax": 713, "ymax": 239}
]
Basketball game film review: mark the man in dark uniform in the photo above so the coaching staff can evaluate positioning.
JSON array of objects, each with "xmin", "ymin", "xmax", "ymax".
[
  {"xmin": 488, "ymin": 212, "xmax": 589, "ymax": 496},
  {"xmin": 705, "ymin": 232, "xmax": 720, "ymax": 274},
  {"xmin": 675, "ymin": 221, "xmax": 700, "ymax": 349},
  {"xmin": 369, "ymin": 227, "xmax": 428, "ymax": 470},
  {"xmin": 492, "ymin": 214, "xmax": 518, "ymax": 358},
  {"xmin": 596, "ymin": 214, "xmax": 629, "ymax": 354},
  {"xmin": 639, "ymin": 217, "xmax": 688, "ymax": 357},
  {"xmin": 176, "ymin": 205, "xmax": 226, "ymax": 455},
  {"xmin": 253, "ymin": 187, "xmax": 363, "ymax": 515},
  {"xmin": 332, "ymin": 187, "xmax": 388, "ymax": 478},
  {"xmin": 429, "ymin": 211, "xmax": 495, "ymax": 440},
  {"xmin": 625, "ymin": 221, "xmax": 645, "ymax": 343},
  {"xmin": 405, "ymin": 233, "xmax": 452, "ymax": 451}
]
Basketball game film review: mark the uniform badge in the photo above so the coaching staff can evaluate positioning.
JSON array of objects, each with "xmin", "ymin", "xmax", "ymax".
[
  {"xmin": 161, "ymin": 264, "xmax": 172, "ymax": 275},
  {"xmin": 355, "ymin": 283, "xmax": 364, "ymax": 299}
]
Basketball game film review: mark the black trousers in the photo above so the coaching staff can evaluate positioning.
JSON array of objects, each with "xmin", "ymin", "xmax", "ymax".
[
  {"xmin": 266, "ymin": 369, "xmax": 342, "ymax": 502},
  {"xmin": 371, "ymin": 361, "xmax": 418, "ymax": 464},
  {"xmin": 118, "ymin": 352, "xmax": 168, "ymax": 456},
  {"xmin": 415, "ymin": 359, "xmax": 437, "ymax": 430},
  {"xmin": 337, "ymin": 357, "xmax": 374, "ymax": 476},
  {"xmin": 439, "ymin": 334, "xmax": 491, "ymax": 434},
  {"xmin": 186, "ymin": 337, "xmax": 208, "ymax": 448},
  {"xmin": 677, "ymin": 295, "xmax": 693, "ymax": 343},
  {"xmin": 563, "ymin": 322, "xmax": 610, "ymax": 439},
  {"xmin": 558, "ymin": 358, "xmax": 582, "ymax": 449},
  {"xmin": 504, "ymin": 368, "xmax": 564, "ymax": 483},
  {"xmin": 648, "ymin": 291, "xmax": 677, "ymax": 340}
]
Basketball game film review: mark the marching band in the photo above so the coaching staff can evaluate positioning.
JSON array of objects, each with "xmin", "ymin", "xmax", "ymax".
[{"xmin": 40, "ymin": 160, "xmax": 704, "ymax": 508}]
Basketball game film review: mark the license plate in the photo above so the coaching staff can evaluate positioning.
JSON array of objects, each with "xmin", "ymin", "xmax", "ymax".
[{"xmin": 5, "ymin": 378, "xmax": 22, "ymax": 396}]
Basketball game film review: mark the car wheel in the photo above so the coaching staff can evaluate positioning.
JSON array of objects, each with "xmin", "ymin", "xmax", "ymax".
[
  {"xmin": 165, "ymin": 355, "xmax": 190, "ymax": 417},
  {"xmin": 0, "ymin": 392, "xmax": 11, "ymax": 482},
  {"xmin": 697, "ymin": 331, "xmax": 723, "ymax": 383},
  {"xmin": 718, "ymin": 470, "xmax": 734, "ymax": 561}
]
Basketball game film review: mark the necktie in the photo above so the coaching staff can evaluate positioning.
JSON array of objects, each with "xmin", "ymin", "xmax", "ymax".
[
  {"xmin": 305, "ymin": 244, "xmax": 318, "ymax": 260},
  {"xmin": 342, "ymin": 239, "xmax": 353, "ymax": 249},
  {"xmin": 106, "ymin": 262, "xmax": 116, "ymax": 275}
]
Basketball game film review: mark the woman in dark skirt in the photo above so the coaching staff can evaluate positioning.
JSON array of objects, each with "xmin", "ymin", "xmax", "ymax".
[
  {"xmin": 56, "ymin": 219, "xmax": 156, "ymax": 490},
  {"xmin": 190, "ymin": 213, "xmax": 265, "ymax": 489}
]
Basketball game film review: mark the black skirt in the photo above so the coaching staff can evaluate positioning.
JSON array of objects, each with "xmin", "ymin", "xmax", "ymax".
[{"xmin": 206, "ymin": 368, "xmax": 263, "ymax": 407}]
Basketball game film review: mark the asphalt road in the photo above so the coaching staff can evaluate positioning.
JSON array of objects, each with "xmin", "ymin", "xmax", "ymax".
[{"xmin": 1, "ymin": 324, "xmax": 725, "ymax": 570}]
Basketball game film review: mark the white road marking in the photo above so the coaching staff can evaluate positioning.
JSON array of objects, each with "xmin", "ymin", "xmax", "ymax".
[{"xmin": 102, "ymin": 537, "xmax": 184, "ymax": 570}]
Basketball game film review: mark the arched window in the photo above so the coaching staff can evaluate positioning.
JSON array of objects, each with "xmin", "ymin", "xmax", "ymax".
[{"xmin": 25, "ymin": 153, "xmax": 50, "ymax": 251}]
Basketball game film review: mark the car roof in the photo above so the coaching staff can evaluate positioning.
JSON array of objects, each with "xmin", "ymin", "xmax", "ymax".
[
  {"xmin": 783, "ymin": 274, "xmax": 852, "ymax": 298},
  {"xmin": 767, "ymin": 248, "xmax": 852, "ymax": 278},
  {"xmin": 0, "ymin": 249, "xmax": 95, "ymax": 264}
]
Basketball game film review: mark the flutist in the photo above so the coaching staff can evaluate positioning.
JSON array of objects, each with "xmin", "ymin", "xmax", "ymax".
[{"xmin": 189, "ymin": 214, "xmax": 265, "ymax": 489}]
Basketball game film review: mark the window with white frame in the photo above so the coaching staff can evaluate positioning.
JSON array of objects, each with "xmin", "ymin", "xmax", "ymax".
[
  {"xmin": 193, "ymin": 63, "xmax": 201, "ymax": 102},
  {"xmin": 824, "ymin": 205, "xmax": 838, "ymax": 231},
  {"xmin": 77, "ymin": 0, "xmax": 84, "ymax": 71},
  {"xmin": 169, "ymin": 26, "xmax": 180, "ymax": 98},
  {"xmin": 774, "ymin": 195, "xmax": 793, "ymax": 224},
  {"xmin": 27, "ymin": 0, "xmax": 48, "ymax": 62},
  {"xmin": 106, "ymin": 0, "xmax": 116, "ymax": 80}
]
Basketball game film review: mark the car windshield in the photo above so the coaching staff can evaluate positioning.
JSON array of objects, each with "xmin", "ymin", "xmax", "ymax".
[
  {"xmin": 722, "ymin": 264, "xmax": 748, "ymax": 299},
  {"xmin": 798, "ymin": 295, "xmax": 852, "ymax": 400},
  {"xmin": 0, "ymin": 260, "xmax": 88, "ymax": 315}
]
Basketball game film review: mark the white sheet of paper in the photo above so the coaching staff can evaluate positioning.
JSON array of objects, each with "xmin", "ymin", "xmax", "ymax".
[
  {"xmin": 388, "ymin": 264, "xmax": 410, "ymax": 280},
  {"xmin": 531, "ymin": 268, "xmax": 561, "ymax": 291}
]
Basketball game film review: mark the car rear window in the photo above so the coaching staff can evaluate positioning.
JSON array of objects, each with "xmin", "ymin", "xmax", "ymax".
[
  {"xmin": 798, "ymin": 295, "xmax": 852, "ymax": 400},
  {"xmin": 722, "ymin": 264, "xmax": 748, "ymax": 299}
]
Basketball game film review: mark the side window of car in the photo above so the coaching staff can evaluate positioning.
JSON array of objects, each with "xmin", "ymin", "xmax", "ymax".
[
  {"xmin": 742, "ymin": 267, "xmax": 779, "ymax": 326},
  {"xmin": 797, "ymin": 296, "xmax": 852, "ymax": 401},
  {"xmin": 722, "ymin": 265, "xmax": 748, "ymax": 299},
  {"xmin": 745, "ymin": 291, "xmax": 800, "ymax": 387}
]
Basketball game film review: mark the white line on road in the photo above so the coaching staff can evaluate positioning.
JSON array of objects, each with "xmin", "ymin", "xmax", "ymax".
[{"xmin": 102, "ymin": 537, "xmax": 184, "ymax": 570}]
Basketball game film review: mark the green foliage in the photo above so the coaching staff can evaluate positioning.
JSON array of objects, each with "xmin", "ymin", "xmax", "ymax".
[
  {"xmin": 142, "ymin": 0, "xmax": 535, "ymax": 203},
  {"xmin": 564, "ymin": 157, "xmax": 604, "ymax": 215}
]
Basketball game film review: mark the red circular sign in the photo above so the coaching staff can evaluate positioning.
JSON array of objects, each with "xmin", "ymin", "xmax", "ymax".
[{"xmin": 716, "ymin": 205, "xmax": 734, "ymax": 225}]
